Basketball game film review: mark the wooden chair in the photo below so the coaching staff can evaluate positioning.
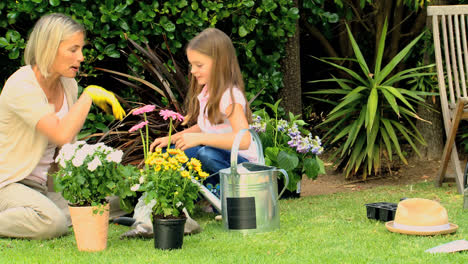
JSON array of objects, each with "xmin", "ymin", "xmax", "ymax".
[{"xmin": 428, "ymin": 5, "xmax": 468, "ymax": 194}]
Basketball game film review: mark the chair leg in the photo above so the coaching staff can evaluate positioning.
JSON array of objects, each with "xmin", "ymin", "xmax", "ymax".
[
  {"xmin": 451, "ymin": 147, "xmax": 465, "ymax": 194},
  {"xmin": 435, "ymin": 100, "xmax": 465, "ymax": 192}
]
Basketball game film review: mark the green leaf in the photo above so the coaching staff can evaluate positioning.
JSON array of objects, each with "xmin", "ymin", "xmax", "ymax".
[
  {"xmin": 328, "ymin": 92, "xmax": 362, "ymax": 117},
  {"xmin": 8, "ymin": 48, "xmax": 19, "ymax": 59},
  {"xmin": 0, "ymin": 37, "xmax": 8, "ymax": 47},
  {"xmin": 95, "ymin": 123, "xmax": 109, "ymax": 131},
  {"xmin": 303, "ymin": 157, "xmax": 320, "ymax": 179},
  {"xmin": 366, "ymin": 88, "xmax": 378, "ymax": 132},
  {"xmin": 161, "ymin": 19, "xmax": 176, "ymax": 32},
  {"xmin": 345, "ymin": 24, "xmax": 370, "ymax": 77},
  {"xmin": 312, "ymin": 56, "xmax": 368, "ymax": 85},
  {"xmin": 374, "ymin": 19, "xmax": 388, "ymax": 77},
  {"xmin": 381, "ymin": 118, "xmax": 407, "ymax": 164},
  {"xmin": 49, "ymin": 0, "xmax": 60, "ymax": 6},
  {"xmin": 381, "ymin": 86, "xmax": 415, "ymax": 112},
  {"xmin": 239, "ymin": 26, "xmax": 248, "ymax": 37},
  {"xmin": 277, "ymin": 151, "xmax": 299, "ymax": 171},
  {"xmin": 119, "ymin": 20, "xmax": 129, "ymax": 31},
  {"xmin": 376, "ymin": 32, "xmax": 424, "ymax": 84},
  {"xmin": 380, "ymin": 87, "xmax": 399, "ymax": 117}
]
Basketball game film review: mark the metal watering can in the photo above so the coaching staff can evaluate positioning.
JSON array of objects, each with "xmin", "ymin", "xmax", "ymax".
[{"xmin": 193, "ymin": 129, "xmax": 289, "ymax": 234}]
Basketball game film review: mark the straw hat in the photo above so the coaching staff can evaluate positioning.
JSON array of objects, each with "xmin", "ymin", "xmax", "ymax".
[{"xmin": 385, "ymin": 198, "xmax": 458, "ymax": 235}]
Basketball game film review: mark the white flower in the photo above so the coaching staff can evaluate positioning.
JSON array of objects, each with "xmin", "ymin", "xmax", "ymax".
[
  {"xmin": 176, "ymin": 201, "xmax": 183, "ymax": 208},
  {"xmin": 72, "ymin": 149, "xmax": 88, "ymax": 167},
  {"xmin": 87, "ymin": 156, "xmax": 102, "ymax": 171},
  {"xmin": 59, "ymin": 143, "xmax": 76, "ymax": 161},
  {"xmin": 131, "ymin": 184, "xmax": 140, "ymax": 192},
  {"xmin": 106, "ymin": 150, "xmax": 123, "ymax": 163},
  {"xmin": 58, "ymin": 158, "xmax": 66, "ymax": 168},
  {"xmin": 139, "ymin": 176, "xmax": 145, "ymax": 184}
]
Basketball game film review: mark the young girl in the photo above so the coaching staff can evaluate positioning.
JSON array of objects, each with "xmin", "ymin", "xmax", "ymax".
[{"xmin": 150, "ymin": 28, "xmax": 258, "ymax": 197}]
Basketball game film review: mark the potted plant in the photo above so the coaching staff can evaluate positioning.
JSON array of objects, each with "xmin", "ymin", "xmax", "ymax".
[
  {"xmin": 128, "ymin": 107, "xmax": 208, "ymax": 250},
  {"xmin": 250, "ymin": 100, "xmax": 325, "ymax": 198},
  {"xmin": 54, "ymin": 141, "xmax": 125, "ymax": 251}
]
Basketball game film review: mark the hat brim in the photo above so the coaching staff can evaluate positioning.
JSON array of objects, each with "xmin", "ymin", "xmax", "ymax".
[{"xmin": 385, "ymin": 221, "xmax": 458, "ymax": 236}]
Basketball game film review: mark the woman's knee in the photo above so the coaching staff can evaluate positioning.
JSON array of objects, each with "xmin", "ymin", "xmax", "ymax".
[{"xmin": 32, "ymin": 208, "xmax": 68, "ymax": 239}]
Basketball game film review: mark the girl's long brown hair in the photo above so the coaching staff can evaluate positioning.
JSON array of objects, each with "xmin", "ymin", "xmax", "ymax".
[{"xmin": 183, "ymin": 28, "xmax": 252, "ymax": 126}]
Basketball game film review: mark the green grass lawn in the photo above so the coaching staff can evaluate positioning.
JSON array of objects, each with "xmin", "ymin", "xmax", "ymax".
[{"xmin": 1, "ymin": 181, "xmax": 467, "ymax": 263}]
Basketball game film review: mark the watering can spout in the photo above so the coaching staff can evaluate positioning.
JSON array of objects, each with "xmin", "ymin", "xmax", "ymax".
[{"xmin": 192, "ymin": 178, "xmax": 222, "ymax": 212}]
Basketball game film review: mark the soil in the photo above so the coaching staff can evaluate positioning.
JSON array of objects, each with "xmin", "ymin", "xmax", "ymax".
[{"xmin": 300, "ymin": 158, "xmax": 455, "ymax": 197}]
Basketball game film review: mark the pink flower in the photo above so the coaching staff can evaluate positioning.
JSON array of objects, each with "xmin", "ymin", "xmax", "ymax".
[
  {"xmin": 129, "ymin": 121, "xmax": 148, "ymax": 132},
  {"xmin": 133, "ymin": 105, "xmax": 156, "ymax": 115},
  {"xmin": 159, "ymin": 109, "xmax": 184, "ymax": 122}
]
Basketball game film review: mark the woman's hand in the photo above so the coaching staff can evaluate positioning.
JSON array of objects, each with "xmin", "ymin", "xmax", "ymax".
[
  {"xmin": 173, "ymin": 133, "xmax": 201, "ymax": 150},
  {"xmin": 83, "ymin": 85, "xmax": 126, "ymax": 120}
]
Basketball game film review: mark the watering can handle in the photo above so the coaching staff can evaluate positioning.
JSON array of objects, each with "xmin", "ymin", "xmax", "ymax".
[
  {"xmin": 277, "ymin": 169, "xmax": 289, "ymax": 200},
  {"xmin": 230, "ymin": 128, "xmax": 265, "ymax": 175}
]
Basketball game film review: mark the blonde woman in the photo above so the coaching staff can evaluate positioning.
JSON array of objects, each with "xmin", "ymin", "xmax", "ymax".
[{"xmin": 0, "ymin": 13, "xmax": 125, "ymax": 239}]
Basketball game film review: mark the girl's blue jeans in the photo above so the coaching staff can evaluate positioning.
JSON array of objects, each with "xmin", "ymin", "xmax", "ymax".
[{"xmin": 183, "ymin": 146, "xmax": 248, "ymax": 198}]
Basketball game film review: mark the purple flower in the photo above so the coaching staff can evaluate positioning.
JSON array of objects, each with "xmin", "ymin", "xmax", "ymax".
[
  {"xmin": 129, "ymin": 121, "xmax": 148, "ymax": 132},
  {"xmin": 133, "ymin": 105, "xmax": 156, "ymax": 115},
  {"xmin": 160, "ymin": 109, "xmax": 184, "ymax": 122},
  {"xmin": 277, "ymin": 119, "xmax": 288, "ymax": 132}
]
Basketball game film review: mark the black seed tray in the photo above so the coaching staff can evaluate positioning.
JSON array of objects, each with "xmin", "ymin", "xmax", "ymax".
[{"xmin": 365, "ymin": 202, "xmax": 397, "ymax": 221}]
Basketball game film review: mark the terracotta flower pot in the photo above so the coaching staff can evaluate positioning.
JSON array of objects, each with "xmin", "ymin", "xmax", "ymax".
[
  {"xmin": 153, "ymin": 217, "xmax": 186, "ymax": 250},
  {"xmin": 68, "ymin": 203, "xmax": 110, "ymax": 252}
]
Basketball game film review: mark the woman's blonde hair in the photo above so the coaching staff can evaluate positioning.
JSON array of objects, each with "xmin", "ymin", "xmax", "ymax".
[
  {"xmin": 183, "ymin": 28, "xmax": 252, "ymax": 125},
  {"xmin": 24, "ymin": 13, "xmax": 85, "ymax": 78}
]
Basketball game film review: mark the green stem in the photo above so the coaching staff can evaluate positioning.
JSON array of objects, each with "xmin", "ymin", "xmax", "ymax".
[
  {"xmin": 140, "ymin": 130, "xmax": 147, "ymax": 163},
  {"xmin": 167, "ymin": 118, "xmax": 173, "ymax": 151},
  {"xmin": 273, "ymin": 110, "xmax": 278, "ymax": 148},
  {"xmin": 142, "ymin": 113, "xmax": 150, "ymax": 170}
]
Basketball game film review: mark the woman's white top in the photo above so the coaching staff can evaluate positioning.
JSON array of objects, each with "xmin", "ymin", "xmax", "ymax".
[{"xmin": 26, "ymin": 93, "xmax": 69, "ymax": 185}]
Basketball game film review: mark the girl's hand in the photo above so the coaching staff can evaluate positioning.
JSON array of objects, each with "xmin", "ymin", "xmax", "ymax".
[
  {"xmin": 150, "ymin": 136, "xmax": 169, "ymax": 151},
  {"xmin": 174, "ymin": 133, "xmax": 201, "ymax": 150}
]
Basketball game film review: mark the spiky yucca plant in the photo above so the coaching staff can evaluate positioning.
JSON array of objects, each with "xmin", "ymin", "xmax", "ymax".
[{"xmin": 307, "ymin": 19, "xmax": 435, "ymax": 179}]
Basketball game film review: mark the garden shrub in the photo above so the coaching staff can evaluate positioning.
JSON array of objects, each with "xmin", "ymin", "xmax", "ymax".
[{"xmin": 0, "ymin": 0, "xmax": 299, "ymax": 108}]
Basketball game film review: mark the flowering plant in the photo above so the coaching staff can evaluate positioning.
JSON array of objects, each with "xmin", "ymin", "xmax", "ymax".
[
  {"xmin": 250, "ymin": 100, "xmax": 325, "ymax": 192},
  {"xmin": 130, "ymin": 148, "xmax": 208, "ymax": 218},
  {"xmin": 53, "ymin": 141, "xmax": 125, "ymax": 207},
  {"xmin": 128, "ymin": 109, "xmax": 206, "ymax": 218},
  {"xmin": 129, "ymin": 104, "xmax": 156, "ymax": 163}
]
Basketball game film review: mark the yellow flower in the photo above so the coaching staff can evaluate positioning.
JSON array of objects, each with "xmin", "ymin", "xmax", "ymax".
[
  {"xmin": 199, "ymin": 171, "xmax": 209, "ymax": 178},
  {"xmin": 174, "ymin": 191, "xmax": 179, "ymax": 195},
  {"xmin": 167, "ymin": 148, "xmax": 179, "ymax": 155},
  {"xmin": 154, "ymin": 147, "xmax": 162, "ymax": 154},
  {"xmin": 181, "ymin": 171, "xmax": 189, "ymax": 178},
  {"xmin": 169, "ymin": 157, "xmax": 178, "ymax": 165},
  {"xmin": 195, "ymin": 177, "xmax": 199, "ymax": 180},
  {"xmin": 162, "ymin": 153, "xmax": 169, "ymax": 159},
  {"xmin": 190, "ymin": 158, "xmax": 201, "ymax": 168},
  {"xmin": 154, "ymin": 165, "xmax": 161, "ymax": 172},
  {"xmin": 176, "ymin": 154, "xmax": 189, "ymax": 164},
  {"xmin": 154, "ymin": 157, "xmax": 164, "ymax": 165}
]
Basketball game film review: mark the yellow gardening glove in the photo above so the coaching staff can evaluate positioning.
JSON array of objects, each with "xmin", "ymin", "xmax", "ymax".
[{"xmin": 83, "ymin": 85, "xmax": 126, "ymax": 120}]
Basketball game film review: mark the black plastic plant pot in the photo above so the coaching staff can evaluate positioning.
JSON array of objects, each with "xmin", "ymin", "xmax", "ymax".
[
  {"xmin": 365, "ymin": 202, "xmax": 397, "ymax": 221},
  {"xmin": 153, "ymin": 217, "xmax": 186, "ymax": 250},
  {"xmin": 365, "ymin": 203, "xmax": 380, "ymax": 220},
  {"xmin": 277, "ymin": 177, "xmax": 300, "ymax": 199}
]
